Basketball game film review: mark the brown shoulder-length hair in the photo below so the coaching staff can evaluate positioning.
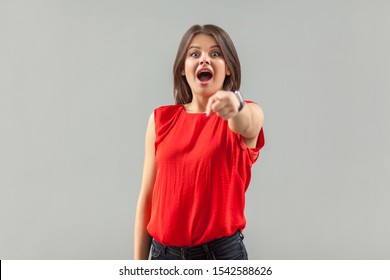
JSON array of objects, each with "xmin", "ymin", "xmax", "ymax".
[{"xmin": 173, "ymin": 24, "xmax": 241, "ymax": 104}]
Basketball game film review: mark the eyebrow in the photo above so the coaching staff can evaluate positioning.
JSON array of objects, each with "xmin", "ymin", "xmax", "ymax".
[{"xmin": 188, "ymin": 45, "xmax": 221, "ymax": 50}]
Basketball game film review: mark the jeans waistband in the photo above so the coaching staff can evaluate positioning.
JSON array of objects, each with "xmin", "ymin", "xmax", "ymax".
[{"xmin": 152, "ymin": 231, "xmax": 243, "ymax": 258}]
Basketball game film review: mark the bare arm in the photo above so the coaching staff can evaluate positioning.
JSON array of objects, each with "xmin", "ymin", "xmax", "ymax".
[
  {"xmin": 206, "ymin": 91, "xmax": 264, "ymax": 148},
  {"xmin": 228, "ymin": 102, "xmax": 264, "ymax": 148},
  {"xmin": 134, "ymin": 112, "xmax": 156, "ymax": 259}
]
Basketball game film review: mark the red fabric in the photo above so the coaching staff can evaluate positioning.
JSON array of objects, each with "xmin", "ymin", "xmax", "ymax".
[{"xmin": 147, "ymin": 103, "xmax": 265, "ymax": 247}]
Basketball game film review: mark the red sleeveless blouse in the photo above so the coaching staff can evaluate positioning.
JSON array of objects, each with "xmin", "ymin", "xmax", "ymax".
[{"xmin": 147, "ymin": 103, "xmax": 264, "ymax": 247}]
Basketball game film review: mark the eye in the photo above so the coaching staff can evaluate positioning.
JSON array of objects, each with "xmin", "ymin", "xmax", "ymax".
[
  {"xmin": 211, "ymin": 51, "xmax": 221, "ymax": 57},
  {"xmin": 190, "ymin": 52, "xmax": 200, "ymax": 57}
]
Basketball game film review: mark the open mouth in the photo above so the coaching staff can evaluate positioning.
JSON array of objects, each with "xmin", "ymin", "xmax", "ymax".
[{"xmin": 197, "ymin": 69, "xmax": 213, "ymax": 82}]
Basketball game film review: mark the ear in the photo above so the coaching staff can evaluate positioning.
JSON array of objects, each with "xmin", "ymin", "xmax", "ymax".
[
  {"xmin": 226, "ymin": 68, "xmax": 231, "ymax": 76},
  {"xmin": 181, "ymin": 69, "xmax": 185, "ymax": 76}
]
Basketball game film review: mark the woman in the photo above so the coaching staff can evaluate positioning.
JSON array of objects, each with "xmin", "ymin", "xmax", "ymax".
[{"xmin": 134, "ymin": 24, "xmax": 264, "ymax": 260}]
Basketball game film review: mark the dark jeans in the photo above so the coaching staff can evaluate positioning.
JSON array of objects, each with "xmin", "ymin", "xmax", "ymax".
[{"xmin": 151, "ymin": 231, "xmax": 248, "ymax": 260}]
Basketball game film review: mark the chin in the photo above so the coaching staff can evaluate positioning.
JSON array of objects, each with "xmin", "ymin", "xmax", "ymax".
[
  {"xmin": 194, "ymin": 88, "xmax": 218, "ymax": 97},
  {"xmin": 194, "ymin": 85, "xmax": 224, "ymax": 95}
]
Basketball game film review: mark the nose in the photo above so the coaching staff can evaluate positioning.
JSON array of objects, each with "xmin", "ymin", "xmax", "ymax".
[{"xmin": 199, "ymin": 53, "xmax": 211, "ymax": 64}]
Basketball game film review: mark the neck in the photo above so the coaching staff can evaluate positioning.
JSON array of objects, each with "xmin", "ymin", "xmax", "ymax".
[{"xmin": 185, "ymin": 94, "xmax": 210, "ymax": 113}]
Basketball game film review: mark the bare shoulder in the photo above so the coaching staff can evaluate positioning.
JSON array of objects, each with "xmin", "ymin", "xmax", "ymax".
[
  {"xmin": 248, "ymin": 102, "xmax": 264, "ymax": 124},
  {"xmin": 246, "ymin": 102, "xmax": 264, "ymax": 133},
  {"xmin": 148, "ymin": 111, "xmax": 155, "ymax": 126},
  {"xmin": 242, "ymin": 102, "xmax": 264, "ymax": 148},
  {"xmin": 145, "ymin": 111, "xmax": 156, "ymax": 141}
]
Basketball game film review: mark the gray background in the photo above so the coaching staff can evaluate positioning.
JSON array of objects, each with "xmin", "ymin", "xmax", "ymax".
[{"xmin": 1, "ymin": 0, "xmax": 389, "ymax": 259}]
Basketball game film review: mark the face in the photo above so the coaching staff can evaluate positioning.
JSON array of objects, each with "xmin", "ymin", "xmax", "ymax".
[{"xmin": 182, "ymin": 34, "xmax": 230, "ymax": 97}]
